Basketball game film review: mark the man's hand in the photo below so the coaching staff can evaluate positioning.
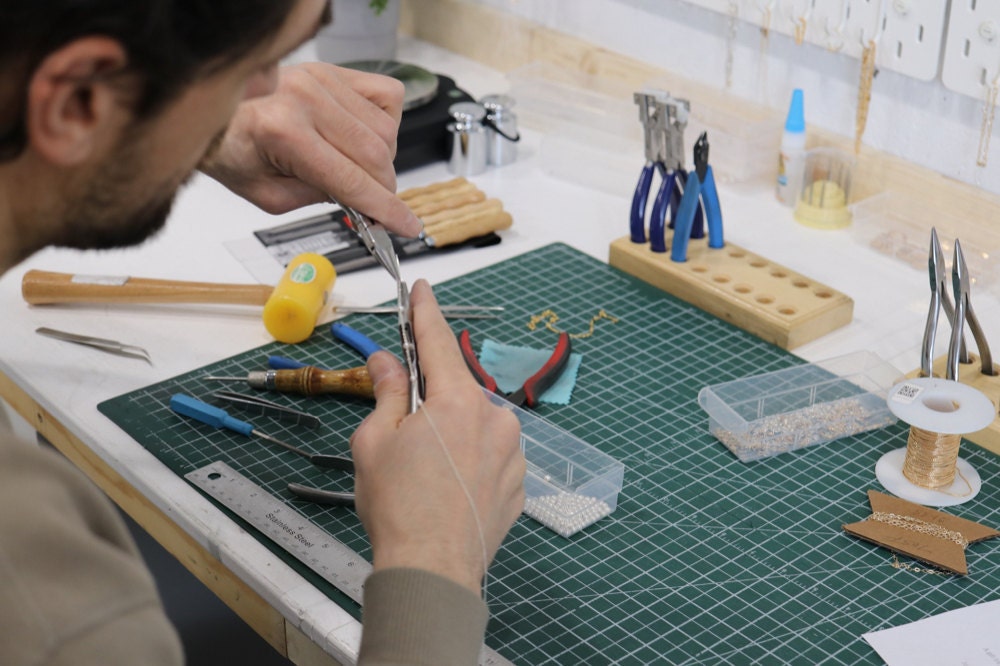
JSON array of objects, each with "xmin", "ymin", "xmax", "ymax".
[
  {"xmin": 350, "ymin": 280, "xmax": 525, "ymax": 595},
  {"xmin": 201, "ymin": 62, "xmax": 422, "ymax": 237}
]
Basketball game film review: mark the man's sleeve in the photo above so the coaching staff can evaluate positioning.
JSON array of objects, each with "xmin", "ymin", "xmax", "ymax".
[
  {"xmin": 0, "ymin": 437, "xmax": 184, "ymax": 666},
  {"xmin": 359, "ymin": 567, "xmax": 490, "ymax": 665}
]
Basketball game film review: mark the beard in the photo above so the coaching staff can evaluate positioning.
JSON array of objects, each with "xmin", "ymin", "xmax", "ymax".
[{"xmin": 53, "ymin": 124, "xmax": 228, "ymax": 252}]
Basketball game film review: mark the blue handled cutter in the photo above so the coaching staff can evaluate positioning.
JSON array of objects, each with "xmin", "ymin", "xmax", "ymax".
[{"xmin": 670, "ymin": 131, "xmax": 724, "ymax": 263}]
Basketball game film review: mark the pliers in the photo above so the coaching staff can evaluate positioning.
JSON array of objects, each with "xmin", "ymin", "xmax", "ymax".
[
  {"xmin": 940, "ymin": 234, "xmax": 993, "ymax": 379},
  {"xmin": 631, "ymin": 91, "xmax": 696, "ymax": 251},
  {"xmin": 670, "ymin": 131, "xmax": 724, "ymax": 263},
  {"xmin": 458, "ymin": 330, "xmax": 572, "ymax": 408},
  {"xmin": 338, "ymin": 203, "xmax": 425, "ymax": 413},
  {"xmin": 921, "ymin": 227, "xmax": 968, "ymax": 378}
]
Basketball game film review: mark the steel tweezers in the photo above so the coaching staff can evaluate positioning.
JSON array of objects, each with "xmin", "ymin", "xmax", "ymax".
[{"xmin": 36, "ymin": 327, "xmax": 151, "ymax": 364}]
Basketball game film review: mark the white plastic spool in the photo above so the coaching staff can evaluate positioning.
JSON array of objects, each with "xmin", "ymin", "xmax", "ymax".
[{"xmin": 877, "ymin": 378, "xmax": 995, "ymax": 506}]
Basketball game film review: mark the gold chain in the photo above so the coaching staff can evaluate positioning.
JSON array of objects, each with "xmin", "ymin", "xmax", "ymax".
[
  {"xmin": 978, "ymin": 78, "xmax": 999, "ymax": 167},
  {"xmin": 867, "ymin": 511, "xmax": 969, "ymax": 549},
  {"xmin": 855, "ymin": 39, "xmax": 876, "ymax": 154},
  {"xmin": 890, "ymin": 554, "xmax": 951, "ymax": 577},
  {"xmin": 527, "ymin": 309, "xmax": 619, "ymax": 339}
]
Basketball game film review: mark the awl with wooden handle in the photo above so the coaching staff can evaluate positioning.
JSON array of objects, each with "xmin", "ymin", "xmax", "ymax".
[{"xmin": 204, "ymin": 365, "xmax": 374, "ymax": 399}]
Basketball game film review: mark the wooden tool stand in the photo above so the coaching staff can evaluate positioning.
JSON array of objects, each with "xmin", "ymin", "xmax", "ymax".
[
  {"xmin": 608, "ymin": 234, "xmax": 854, "ymax": 350},
  {"xmin": 906, "ymin": 354, "xmax": 1000, "ymax": 457}
]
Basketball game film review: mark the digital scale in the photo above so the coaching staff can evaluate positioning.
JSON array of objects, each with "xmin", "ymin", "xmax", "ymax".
[
  {"xmin": 342, "ymin": 60, "xmax": 476, "ymax": 172},
  {"xmin": 185, "ymin": 461, "xmax": 512, "ymax": 666}
]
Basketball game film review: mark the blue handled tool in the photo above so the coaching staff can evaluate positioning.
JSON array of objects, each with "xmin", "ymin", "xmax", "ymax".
[
  {"xmin": 267, "ymin": 355, "xmax": 310, "ymax": 370},
  {"xmin": 671, "ymin": 132, "xmax": 724, "ymax": 263},
  {"xmin": 330, "ymin": 321, "xmax": 384, "ymax": 359},
  {"xmin": 169, "ymin": 394, "xmax": 352, "ymax": 470},
  {"xmin": 631, "ymin": 91, "xmax": 687, "ymax": 246}
]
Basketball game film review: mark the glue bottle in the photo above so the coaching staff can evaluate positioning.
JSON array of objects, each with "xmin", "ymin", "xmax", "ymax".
[{"xmin": 776, "ymin": 88, "xmax": 806, "ymax": 207}]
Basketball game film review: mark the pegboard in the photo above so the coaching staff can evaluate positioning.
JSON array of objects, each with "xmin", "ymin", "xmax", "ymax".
[
  {"xmin": 942, "ymin": 0, "xmax": 1000, "ymax": 100},
  {"xmin": 686, "ymin": 0, "xmax": 948, "ymax": 81}
]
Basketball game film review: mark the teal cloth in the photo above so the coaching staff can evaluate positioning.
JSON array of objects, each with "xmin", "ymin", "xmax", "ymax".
[{"xmin": 477, "ymin": 339, "xmax": 581, "ymax": 405}]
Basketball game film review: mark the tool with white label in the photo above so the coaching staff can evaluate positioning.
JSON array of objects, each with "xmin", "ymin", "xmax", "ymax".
[{"xmin": 185, "ymin": 461, "xmax": 512, "ymax": 666}]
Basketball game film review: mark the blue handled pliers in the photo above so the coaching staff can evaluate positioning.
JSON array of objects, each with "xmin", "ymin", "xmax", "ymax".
[
  {"xmin": 670, "ymin": 131, "xmax": 724, "ymax": 262},
  {"xmin": 629, "ymin": 91, "xmax": 690, "ymax": 252}
]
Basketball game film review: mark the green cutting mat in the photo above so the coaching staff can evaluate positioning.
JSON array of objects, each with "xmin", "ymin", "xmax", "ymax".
[{"xmin": 99, "ymin": 243, "xmax": 1000, "ymax": 665}]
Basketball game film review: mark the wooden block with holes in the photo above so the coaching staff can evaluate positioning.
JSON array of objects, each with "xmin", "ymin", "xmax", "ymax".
[
  {"xmin": 905, "ymin": 354, "xmax": 1000, "ymax": 457},
  {"xmin": 608, "ymin": 235, "xmax": 853, "ymax": 349}
]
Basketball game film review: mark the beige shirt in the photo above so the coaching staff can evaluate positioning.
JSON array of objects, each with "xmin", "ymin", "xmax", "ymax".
[{"xmin": 0, "ymin": 435, "xmax": 490, "ymax": 666}]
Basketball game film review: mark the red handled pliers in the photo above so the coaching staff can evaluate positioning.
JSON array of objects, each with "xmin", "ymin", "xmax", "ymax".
[{"xmin": 458, "ymin": 330, "xmax": 572, "ymax": 408}]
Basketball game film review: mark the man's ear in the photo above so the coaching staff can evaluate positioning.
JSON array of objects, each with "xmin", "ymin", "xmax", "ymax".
[{"xmin": 25, "ymin": 37, "xmax": 131, "ymax": 166}]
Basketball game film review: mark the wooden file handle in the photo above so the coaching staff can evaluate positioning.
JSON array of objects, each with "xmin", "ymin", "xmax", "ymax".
[
  {"xmin": 424, "ymin": 211, "xmax": 514, "ymax": 248},
  {"xmin": 268, "ymin": 366, "xmax": 374, "ymax": 398},
  {"xmin": 22, "ymin": 270, "xmax": 274, "ymax": 306}
]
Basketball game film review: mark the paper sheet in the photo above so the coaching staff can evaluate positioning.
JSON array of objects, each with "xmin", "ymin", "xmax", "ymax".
[{"xmin": 863, "ymin": 599, "xmax": 1000, "ymax": 665}]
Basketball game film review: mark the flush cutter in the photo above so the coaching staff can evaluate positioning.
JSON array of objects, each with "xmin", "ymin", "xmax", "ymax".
[
  {"xmin": 631, "ymin": 91, "xmax": 694, "ymax": 250},
  {"xmin": 670, "ymin": 131, "xmax": 724, "ymax": 263},
  {"xmin": 458, "ymin": 330, "xmax": 572, "ymax": 408}
]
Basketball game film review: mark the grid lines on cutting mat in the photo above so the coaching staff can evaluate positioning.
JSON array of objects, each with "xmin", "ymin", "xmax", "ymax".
[{"xmin": 99, "ymin": 243, "xmax": 1000, "ymax": 665}]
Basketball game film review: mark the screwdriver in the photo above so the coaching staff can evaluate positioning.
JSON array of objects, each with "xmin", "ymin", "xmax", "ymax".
[
  {"xmin": 169, "ymin": 394, "xmax": 353, "ymax": 470},
  {"xmin": 203, "ymin": 365, "xmax": 374, "ymax": 398}
]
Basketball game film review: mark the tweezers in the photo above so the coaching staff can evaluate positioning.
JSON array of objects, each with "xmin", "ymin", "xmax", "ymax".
[
  {"xmin": 36, "ymin": 326, "xmax": 151, "ymax": 364},
  {"xmin": 333, "ymin": 304, "xmax": 503, "ymax": 319},
  {"xmin": 211, "ymin": 390, "xmax": 321, "ymax": 429},
  {"xmin": 337, "ymin": 203, "xmax": 425, "ymax": 413}
]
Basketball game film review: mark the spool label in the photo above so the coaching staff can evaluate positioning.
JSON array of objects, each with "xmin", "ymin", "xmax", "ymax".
[
  {"xmin": 892, "ymin": 382, "xmax": 923, "ymax": 405},
  {"xmin": 288, "ymin": 263, "xmax": 316, "ymax": 284}
]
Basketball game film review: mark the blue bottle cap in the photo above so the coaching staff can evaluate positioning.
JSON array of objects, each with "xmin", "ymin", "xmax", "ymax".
[{"xmin": 784, "ymin": 89, "xmax": 805, "ymax": 133}]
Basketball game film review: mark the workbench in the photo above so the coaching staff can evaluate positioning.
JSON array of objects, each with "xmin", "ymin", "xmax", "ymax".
[{"xmin": 1, "ymin": 37, "xmax": 998, "ymax": 665}]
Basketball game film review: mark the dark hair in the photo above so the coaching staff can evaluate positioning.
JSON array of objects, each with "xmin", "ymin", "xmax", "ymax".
[{"xmin": 0, "ymin": 0, "xmax": 298, "ymax": 160}]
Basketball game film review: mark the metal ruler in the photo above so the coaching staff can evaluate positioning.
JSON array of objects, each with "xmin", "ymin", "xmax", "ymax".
[{"xmin": 186, "ymin": 461, "xmax": 512, "ymax": 666}]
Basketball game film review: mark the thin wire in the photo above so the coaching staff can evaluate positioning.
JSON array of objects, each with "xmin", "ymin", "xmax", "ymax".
[
  {"xmin": 419, "ymin": 404, "xmax": 490, "ymax": 600},
  {"xmin": 902, "ymin": 425, "xmax": 972, "ymax": 496}
]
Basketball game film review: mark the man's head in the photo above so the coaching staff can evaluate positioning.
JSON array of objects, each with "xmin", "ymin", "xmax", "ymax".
[{"xmin": 0, "ymin": 0, "xmax": 330, "ymax": 264}]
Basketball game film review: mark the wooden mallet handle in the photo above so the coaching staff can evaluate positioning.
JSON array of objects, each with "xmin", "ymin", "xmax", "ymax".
[{"xmin": 22, "ymin": 270, "xmax": 274, "ymax": 306}]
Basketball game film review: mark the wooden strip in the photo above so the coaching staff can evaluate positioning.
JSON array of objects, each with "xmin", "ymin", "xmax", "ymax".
[
  {"xmin": 398, "ymin": 177, "xmax": 469, "ymax": 203},
  {"xmin": 403, "ymin": 181, "xmax": 478, "ymax": 209},
  {"xmin": 421, "ymin": 198, "xmax": 504, "ymax": 226},
  {"xmin": 409, "ymin": 189, "xmax": 486, "ymax": 217},
  {"xmin": 426, "ymin": 211, "xmax": 513, "ymax": 247}
]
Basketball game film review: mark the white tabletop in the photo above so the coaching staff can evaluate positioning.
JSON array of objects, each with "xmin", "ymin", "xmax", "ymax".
[{"xmin": 0, "ymin": 37, "xmax": 995, "ymax": 663}]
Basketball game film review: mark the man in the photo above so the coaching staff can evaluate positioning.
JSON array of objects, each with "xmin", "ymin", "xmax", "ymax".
[{"xmin": 0, "ymin": 1, "xmax": 526, "ymax": 665}]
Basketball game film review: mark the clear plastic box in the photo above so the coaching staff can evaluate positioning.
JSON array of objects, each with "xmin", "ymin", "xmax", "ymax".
[
  {"xmin": 697, "ymin": 351, "xmax": 901, "ymax": 463},
  {"xmin": 483, "ymin": 389, "xmax": 625, "ymax": 537},
  {"xmin": 644, "ymin": 77, "xmax": 782, "ymax": 185},
  {"xmin": 851, "ymin": 191, "xmax": 1000, "ymax": 296},
  {"xmin": 506, "ymin": 61, "xmax": 783, "ymax": 187}
]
